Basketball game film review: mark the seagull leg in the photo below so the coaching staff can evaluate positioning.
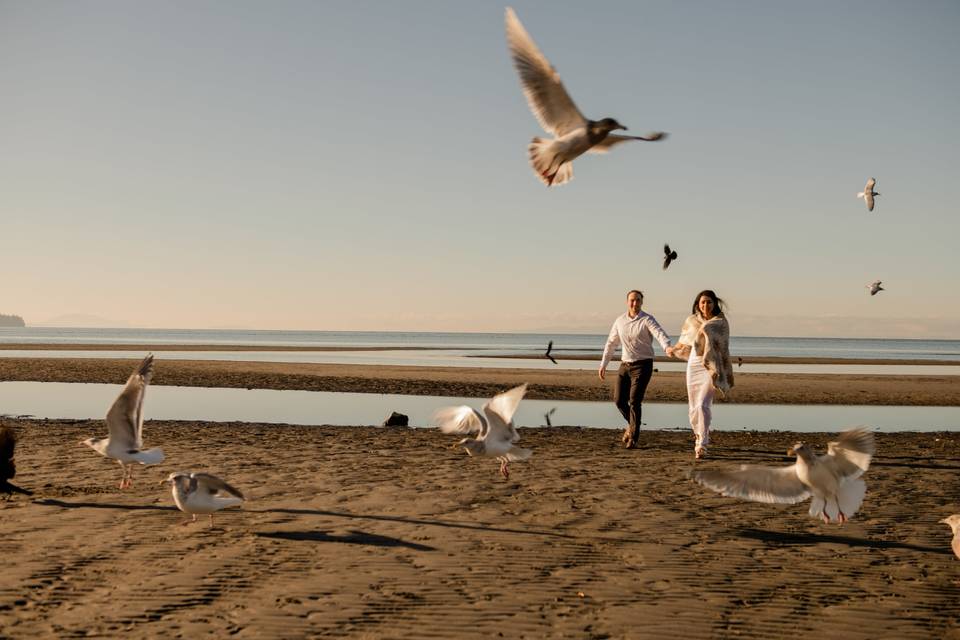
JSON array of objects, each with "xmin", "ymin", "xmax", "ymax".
[
  {"xmin": 500, "ymin": 459, "xmax": 510, "ymax": 479},
  {"xmin": 821, "ymin": 512, "xmax": 830, "ymax": 524}
]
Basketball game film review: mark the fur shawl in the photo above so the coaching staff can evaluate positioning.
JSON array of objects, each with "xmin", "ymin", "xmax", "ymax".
[{"xmin": 678, "ymin": 314, "xmax": 734, "ymax": 397}]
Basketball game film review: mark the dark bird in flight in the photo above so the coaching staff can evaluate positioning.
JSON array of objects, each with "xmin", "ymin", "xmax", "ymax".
[
  {"xmin": 867, "ymin": 280, "xmax": 884, "ymax": 296},
  {"xmin": 545, "ymin": 340, "xmax": 558, "ymax": 365},
  {"xmin": 544, "ymin": 407, "xmax": 557, "ymax": 427},
  {"xmin": 1, "ymin": 426, "xmax": 32, "ymax": 497},
  {"xmin": 505, "ymin": 7, "xmax": 667, "ymax": 187},
  {"xmin": 663, "ymin": 244, "xmax": 678, "ymax": 270}
]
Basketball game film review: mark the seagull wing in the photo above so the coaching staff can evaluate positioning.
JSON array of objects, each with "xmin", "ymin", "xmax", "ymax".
[
  {"xmin": 105, "ymin": 354, "xmax": 154, "ymax": 449},
  {"xmin": 485, "ymin": 384, "xmax": 527, "ymax": 427},
  {"xmin": 693, "ymin": 464, "xmax": 811, "ymax": 504},
  {"xmin": 826, "ymin": 427, "xmax": 875, "ymax": 480},
  {"xmin": 505, "ymin": 8, "xmax": 587, "ymax": 137},
  {"xmin": 483, "ymin": 383, "xmax": 528, "ymax": 443},
  {"xmin": 192, "ymin": 473, "xmax": 245, "ymax": 500},
  {"xmin": 588, "ymin": 132, "xmax": 668, "ymax": 153},
  {"xmin": 434, "ymin": 405, "xmax": 486, "ymax": 437},
  {"xmin": 865, "ymin": 192, "xmax": 875, "ymax": 211},
  {"xmin": 865, "ymin": 177, "xmax": 876, "ymax": 191}
]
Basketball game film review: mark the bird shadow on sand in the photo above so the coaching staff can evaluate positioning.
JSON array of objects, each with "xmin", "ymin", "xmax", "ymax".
[
  {"xmin": 736, "ymin": 528, "xmax": 951, "ymax": 554},
  {"xmin": 248, "ymin": 507, "xmax": 609, "ymax": 542},
  {"xmin": 256, "ymin": 529, "xmax": 435, "ymax": 551},
  {"xmin": 33, "ymin": 498, "xmax": 176, "ymax": 512}
]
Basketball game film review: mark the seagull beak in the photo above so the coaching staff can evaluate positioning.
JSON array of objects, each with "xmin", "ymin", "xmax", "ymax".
[
  {"xmin": 786, "ymin": 448, "xmax": 795, "ymax": 456},
  {"xmin": 941, "ymin": 518, "xmax": 949, "ymax": 524},
  {"xmin": 619, "ymin": 124, "xmax": 628, "ymax": 131}
]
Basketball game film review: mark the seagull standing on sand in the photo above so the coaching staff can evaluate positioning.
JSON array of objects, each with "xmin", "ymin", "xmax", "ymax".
[
  {"xmin": 692, "ymin": 428, "xmax": 875, "ymax": 524},
  {"xmin": 505, "ymin": 7, "xmax": 666, "ymax": 187},
  {"xmin": 867, "ymin": 280, "xmax": 884, "ymax": 296},
  {"xmin": 434, "ymin": 383, "xmax": 532, "ymax": 479},
  {"xmin": 162, "ymin": 472, "xmax": 245, "ymax": 527},
  {"xmin": 857, "ymin": 177, "xmax": 880, "ymax": 211},
  {"xmin": 1, "ymin": 426, "xmax": 31, "ymax": 497},
  {"xmin": 663, "ymin": 244, "xmax": 678, "ymax": 270},
  {"xmin": 82, "ymin": 355, "xmax": 165, "ymax": 489},
  {"xmin": 940, "ymin": 515, "xmax": 960, "ymax": 560}
]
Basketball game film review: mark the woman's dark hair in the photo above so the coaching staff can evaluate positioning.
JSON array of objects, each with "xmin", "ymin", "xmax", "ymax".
[{"xmin": 692, "ymin": 289, "xmax": 725, "ymax": 317}]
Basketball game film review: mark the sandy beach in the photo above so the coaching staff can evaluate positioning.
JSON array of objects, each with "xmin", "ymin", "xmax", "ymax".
[
  {"xmin": 1, "ymin": 356, "xmax": 958, "ymax": 406},
  {"xmin": 1, "ymin": 420, "xmax": 959, "ymax": 638}
]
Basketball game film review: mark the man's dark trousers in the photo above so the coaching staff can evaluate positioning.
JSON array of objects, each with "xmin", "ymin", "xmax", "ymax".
[{"xmin": 614, "ymin": 359, "xmax": 654, "ymax": 446}]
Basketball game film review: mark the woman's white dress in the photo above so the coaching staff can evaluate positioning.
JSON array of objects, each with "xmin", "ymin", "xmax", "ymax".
[{"xmin": 686, "ymin": 350, "xmax": 715, "ymax": 448}]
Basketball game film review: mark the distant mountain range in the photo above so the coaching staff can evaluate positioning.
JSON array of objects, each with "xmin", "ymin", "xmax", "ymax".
[{"xmin": 0, "ymin": 313, "xmax": 25, "ymax": 327}]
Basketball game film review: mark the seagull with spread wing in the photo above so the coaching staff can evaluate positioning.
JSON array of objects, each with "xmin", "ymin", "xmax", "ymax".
[
  {"xmin": 82, "ymin": 354, "xmax": 165, "ymax": 489},
  {"xmin": 867, "ymin": 280, "xmax": 884, "ymax": 296},
  {"xmin": 505, "ymin": 7, "xmax": 666, "ymax": 187},
  {"xmin": 857, "ymin": 177, "xmax": 880, "ymax": 211},
  {"xmin": 162, "ymin": 472, "xmax": 245, "ymax": 527},
  {"xmin": 545, "ymin": 340, "xmax": 558, "ymax": 365},
  {"xmin": 692, "ymin": 427, "xmax": 875, "ymax": 524},
  {"xmin": 1, "ymin": 426, "xmax": 31, "ymax": 497},
  {"xmin": 434, "ymin": 383, "xmax": 532, "ymax": 479}
]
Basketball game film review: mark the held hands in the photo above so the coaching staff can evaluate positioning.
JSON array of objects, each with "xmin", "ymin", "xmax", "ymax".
[{"xmin": 665, "ymin": 346, "xmax": 675, "ymax": 358}]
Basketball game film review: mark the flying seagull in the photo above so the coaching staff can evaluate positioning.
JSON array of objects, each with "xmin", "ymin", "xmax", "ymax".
[
  {"xmin": 434, "ymin": 383, "xmax": 532, "ymax": 479},
  {"xmin": 867, "ymin": 280, "xmax": 884, "ymax": 296},
  {"xmin": 857, "ymin": 177, "xmax": 880, "ymax": 211},
  {"xmin": 545, "ymin": 340, "xmax": 558, "ymax": 365},
  {"xmin": 82, "ymin": 354, "xmax": 165, "ymax": 489},
  {"xmin": 663, "ymin": 244, "xmax": 678, "ymax": 270},
  {"xmin": 162, "ymin": 472, "xmax": 245, "ymax": 527},
  {"xmin": 0, "ymin": 426, "xmax": 31, "ymax": 497},
  {"xmin": 940, "ymin": 515, "xmax": 960, "ymax": 560},
  {"xmin": 543, "ymin": 407, "xmax": 557, "ymax": 427},
  {"xmin": 505, "ymin": 7, "xmax": 666, "ymax": 187},
  {"xmin": 692, "ymin": 427, "xmax": 875, "ymax": 524}
]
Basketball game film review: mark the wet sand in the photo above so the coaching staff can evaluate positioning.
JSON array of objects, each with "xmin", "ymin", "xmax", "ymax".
[
  {"xmin": 1, "ymin": 422, "xmax": 959, "ymax": 638},
  {"xmin": 1, "ymin": 356, "xmax": 958, "ymax": 406}
]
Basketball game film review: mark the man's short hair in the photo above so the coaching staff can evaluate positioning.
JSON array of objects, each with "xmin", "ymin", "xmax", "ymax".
[{"xmin": 627, "ymin": 289, "xmax": 644, "ymax": 300}]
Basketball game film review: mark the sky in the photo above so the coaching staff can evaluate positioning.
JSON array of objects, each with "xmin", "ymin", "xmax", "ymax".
[{"xmin": 2, "ymin": 1, "xmax": 958, "ymax": 338}]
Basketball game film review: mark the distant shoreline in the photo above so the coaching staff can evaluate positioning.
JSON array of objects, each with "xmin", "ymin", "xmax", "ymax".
[
  {"xmin": 0, "ymin": 343, "xmax": 957, "ymax": 366},
  {"xmin": 0, "ymin": 356, "xmax": 957, "ymax": 406}
]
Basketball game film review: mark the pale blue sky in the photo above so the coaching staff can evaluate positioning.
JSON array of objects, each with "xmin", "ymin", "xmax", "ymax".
[{"xmin": 2, "ymin": 1, "xmax": 958, "ymax": 337}]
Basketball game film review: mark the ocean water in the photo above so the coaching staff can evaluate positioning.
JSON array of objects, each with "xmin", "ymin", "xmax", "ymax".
[{"xmin": 0, "ymin": 327, "xmax": 958, "ymax": 361}]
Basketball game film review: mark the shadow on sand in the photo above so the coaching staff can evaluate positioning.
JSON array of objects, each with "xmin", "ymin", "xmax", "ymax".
[
  {"xmin": 257, "ymin": 529, "xmax": 435, "ymax": 551},
  {"xmin": 737, "ymin": 527, "xmax": 950, "ymax": 554}
]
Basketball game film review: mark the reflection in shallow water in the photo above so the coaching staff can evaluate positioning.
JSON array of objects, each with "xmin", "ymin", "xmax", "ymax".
[{"xmin": 0, "ymin": 382, "xmax": 957, "ymax": 433}]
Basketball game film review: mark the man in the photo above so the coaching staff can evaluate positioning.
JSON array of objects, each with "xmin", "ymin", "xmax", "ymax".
[{"xmin": 599, "ymin": 290, "xmax": 673, "ymax": 449}]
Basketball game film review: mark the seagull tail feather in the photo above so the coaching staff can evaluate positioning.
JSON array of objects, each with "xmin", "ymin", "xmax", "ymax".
[
  {"xmin": 857, "ymin": 192, "xmax": 865, "ymax": 198},
  {"xmin": 134, "ymin": 447, "xmax": 165, "ymax": 465},
  {"xmin": 505, "ymin": 447, "xmax": 532, "ymax": 462},
  {"xmin": 836, "ymin": 478, "xmax": 866, "ymax": 520},
  {"xmin": 528, "ymin": 138, "xmax": 572, "ymax": 187}
]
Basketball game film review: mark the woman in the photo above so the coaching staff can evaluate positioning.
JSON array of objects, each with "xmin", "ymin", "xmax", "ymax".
[{"xmin": 668, "ymin": 290, "xmax": 734, "ymax": 459}]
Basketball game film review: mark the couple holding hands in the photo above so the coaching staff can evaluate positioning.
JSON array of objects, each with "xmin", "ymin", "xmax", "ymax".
[{"xmin": 599, "ymin": 289, "xmax": 734, "ymax": 458}]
